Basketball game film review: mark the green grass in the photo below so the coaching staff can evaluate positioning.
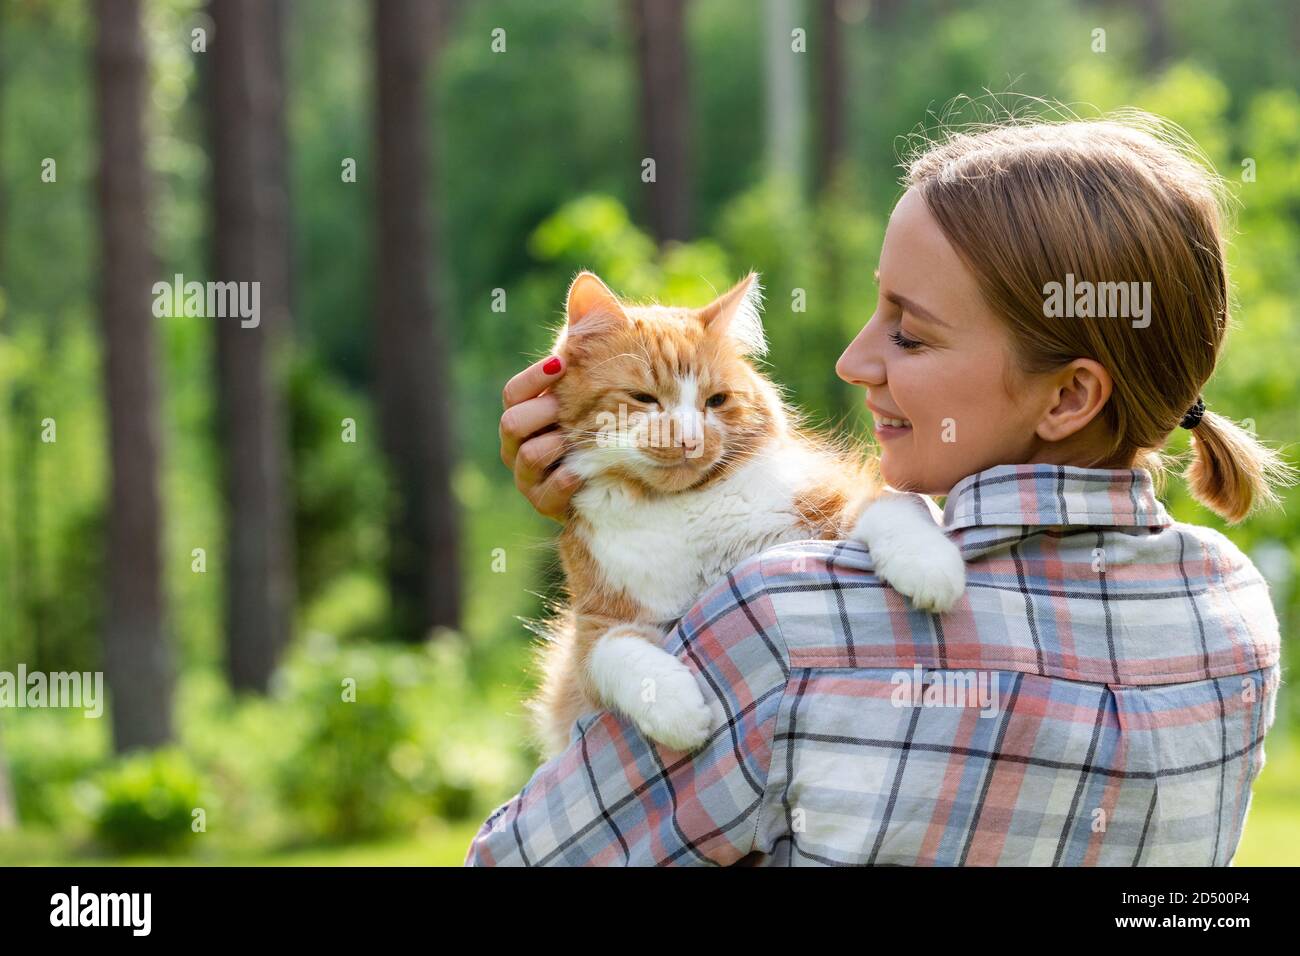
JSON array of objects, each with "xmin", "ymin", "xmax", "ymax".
[
  {"xmin": 1232, "ymin": 736, "xmax": 1300, "ymax": 866},
  {"xmin": 0, "ymin": 819, "xmax": 484, "ymax": 867}
]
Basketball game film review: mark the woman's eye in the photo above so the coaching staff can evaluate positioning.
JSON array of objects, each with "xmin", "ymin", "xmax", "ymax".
[
  {"xmin": 706, "ymin": 393, "xmax": 727, "ymax": 408},
  {"xmin": 889, "ymin": 329, "xmax": 924, "ymax": 351},
  {"xmin": 630, "ymin": 392, "xmax": 659, "ymax": 405}
]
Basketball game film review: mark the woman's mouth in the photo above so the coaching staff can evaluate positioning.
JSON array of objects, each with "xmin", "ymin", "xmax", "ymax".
[{"xmin": 872, "ymin": 414, "xmax": 912, "ymax": 440}]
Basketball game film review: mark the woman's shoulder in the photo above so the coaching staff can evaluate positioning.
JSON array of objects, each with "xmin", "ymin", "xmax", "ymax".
[
  {"xmin": 1164, "ymin": 519, "xmax": 1281, "ymax": 648},
  {"xmin": 1169, "ymin": 519, "xmax": 1270, "ymax": 584}
]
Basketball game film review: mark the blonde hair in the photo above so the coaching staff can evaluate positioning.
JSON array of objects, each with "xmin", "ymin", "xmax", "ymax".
[{"xmin": 905, "ymin": 111, "xmax": 1294, "ymax": 523}]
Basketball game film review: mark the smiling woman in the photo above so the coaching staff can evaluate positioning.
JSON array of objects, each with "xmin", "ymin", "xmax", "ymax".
[
  {"xmin": 480, "ymin": 112, "xmax": 1290, "ymax": 867},
  {"xmin": 884, "ymin": 116, "xmax": 1293, "ymax": 517},
  {"xmin": 837, "ymin": 185, "xmax": 1126, "ymax": 497}
]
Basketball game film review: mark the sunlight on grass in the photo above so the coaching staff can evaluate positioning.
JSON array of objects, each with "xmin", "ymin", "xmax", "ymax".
[
  {"xmin": 0, "ymin": 819, "xmax": 484, "ymax": 867},
  {"xmin": 1232, "ymin": 737, "xmax": 1300, "ymax": 866}
]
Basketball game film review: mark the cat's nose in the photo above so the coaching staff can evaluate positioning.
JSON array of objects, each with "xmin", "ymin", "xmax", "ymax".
[{"xmin": 680, "ymin": 434, "xmax": 702, "ymax": 455}]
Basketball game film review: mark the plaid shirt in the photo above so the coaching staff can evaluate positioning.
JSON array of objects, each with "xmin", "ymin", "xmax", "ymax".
[{"xmin": 465, "ymin": 463, "xmax": 1282, "ymax": 866}]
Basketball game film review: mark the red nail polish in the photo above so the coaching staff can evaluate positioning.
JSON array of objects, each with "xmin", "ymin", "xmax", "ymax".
[{"xmin": 543, "ymin": 356, "xmax": 562, "ymax": 375}]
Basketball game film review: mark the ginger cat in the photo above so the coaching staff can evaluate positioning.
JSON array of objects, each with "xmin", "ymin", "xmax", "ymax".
[{"xmin": 527, "ymin": 271, "xmax": 964, "ymax": 757}]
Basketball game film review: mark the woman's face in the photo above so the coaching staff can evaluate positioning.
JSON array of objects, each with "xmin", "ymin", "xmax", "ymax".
[{"xmin": 836, "ymin": 187, "xmax": 1059, "ymax": 496}]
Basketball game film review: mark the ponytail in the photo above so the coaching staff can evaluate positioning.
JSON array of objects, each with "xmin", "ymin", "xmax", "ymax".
[{"xmin": 1184, "ymin": 411, "xmax": 1296, "ymax": 524}]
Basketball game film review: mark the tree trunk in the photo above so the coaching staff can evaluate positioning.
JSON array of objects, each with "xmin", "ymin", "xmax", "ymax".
[
  {"xmin": 762, "ymin": 0, "xmax": 805, "ymax": 191},
  {"xmin": 207, "ymin": 0, "xmax": 296, "ymax": 693},
  {"xmin": 0, "ymin": 4, "xmax": 13, "ymax": 824},
  {"xmin": 814, "ymin": 0, "xmax": 846, "ymax": 194},
  {"xmin": 871, "ymin": 0, "xmax": 904, "ymax": 28},
  {"xmin": 373, "ymin": 0, "xmax": 461, "ymax": 641},
  {"xmin": 1136, "ymin": 0, "xmax": 1172, "ymax": 72},
  {"xmin": 628, "ymin": 0, "xmax": 692, "ymax": 242},
  {"xmin": 94, "ymin": 0, "xmax": 174, "ymax": 752}
]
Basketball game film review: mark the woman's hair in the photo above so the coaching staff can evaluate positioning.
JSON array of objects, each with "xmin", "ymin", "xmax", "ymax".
[{"xmin": 905, "ymin": 110, "xmax": 1294, "ymax": 523}]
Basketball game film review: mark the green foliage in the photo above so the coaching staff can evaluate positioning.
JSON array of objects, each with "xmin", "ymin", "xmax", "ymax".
[
  {"xmin": 273, "ymin": 640, "xmax": 414, "ymax": 840},
  {"xmin": 86, "ymin": 748, "xmax": 204, "ymax": 855},
  {"xmin": 270, "ymin": 633, "xmax": 527, "ymax": 841},
  {"xmin": 5, "ymin": 707, "xmax": 107, "ymax": 830},
  {"xmin": 287, "ymin": 351, "xmax": 387, "ymax": 621}
]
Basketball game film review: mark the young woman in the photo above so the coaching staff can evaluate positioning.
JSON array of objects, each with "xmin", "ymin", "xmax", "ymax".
[{"xmin": 468, "ymin": 115, "xmax": 1289, "ymax": 866}]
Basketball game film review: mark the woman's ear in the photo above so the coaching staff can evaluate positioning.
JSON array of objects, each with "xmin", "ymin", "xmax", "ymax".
[{"xmin": 1035, "ymin": 358, "xmax": 1113, "ymax": 442}]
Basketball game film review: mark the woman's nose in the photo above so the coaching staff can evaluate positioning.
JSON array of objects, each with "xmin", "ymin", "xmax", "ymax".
[{"xmin": 836, "ymin": 314, "xmax": 886, "ymax": 387}]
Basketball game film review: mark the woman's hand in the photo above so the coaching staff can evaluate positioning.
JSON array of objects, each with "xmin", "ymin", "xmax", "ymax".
[{"xmin": 500, "ymin": 355, "xmax": 582, "ymax": 523}]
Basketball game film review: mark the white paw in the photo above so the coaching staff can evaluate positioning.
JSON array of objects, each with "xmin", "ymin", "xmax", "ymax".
[
  {"xmin": 630, "ymin": 659, "xmax": 714, "ymax": 752},
  {"xmin": 870, "ymin": 537, "xmax": 965, "ymax": 612},
  {"xmin": 590, "ymin": 631, "xmax": 714, "ymax": 752},
  {"xmin": 853, "ymin": 494, "xmax": 965, "ymax": 613}
]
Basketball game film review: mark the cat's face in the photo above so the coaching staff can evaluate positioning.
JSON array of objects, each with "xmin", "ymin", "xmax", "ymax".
[{"xmin": 551, "ymin": 271, "xmax": 781, "ymax": 494}]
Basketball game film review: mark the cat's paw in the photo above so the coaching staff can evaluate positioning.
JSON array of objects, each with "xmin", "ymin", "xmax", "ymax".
[
  {"xmin": 871, "ymin": 538, "xmax": 965, "ymax": 612},
  {"xmin": 853, "ymin": 494, "xmax": 965, "ymax": 613},
  {"xmin": 590, "ymin": 627, "xmax": 714, "ymax": 753},
  {"xmin": 632, "ymin": 663, "xmax": 714, "ymax": 752}
]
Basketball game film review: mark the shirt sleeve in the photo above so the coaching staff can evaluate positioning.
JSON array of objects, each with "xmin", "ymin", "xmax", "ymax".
[{"xmin": 464, "ymin": 554, "xmax": 791, "ymax": 866}]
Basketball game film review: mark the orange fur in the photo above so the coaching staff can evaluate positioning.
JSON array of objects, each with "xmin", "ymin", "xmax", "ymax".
[{"xmin": 526, "ymin": 271, "xmax": 882, "ymax": 756}]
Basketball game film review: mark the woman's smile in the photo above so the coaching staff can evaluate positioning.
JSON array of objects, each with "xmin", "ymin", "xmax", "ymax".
[{"xmin": 865, "ymin": 399, "xmax": 913, "ymax": 440}]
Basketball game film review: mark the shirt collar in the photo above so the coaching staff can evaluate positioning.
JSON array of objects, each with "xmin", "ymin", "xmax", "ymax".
[{"xmin": 941, "ymin": 463, "xmax": 1173, "ymax": 531}]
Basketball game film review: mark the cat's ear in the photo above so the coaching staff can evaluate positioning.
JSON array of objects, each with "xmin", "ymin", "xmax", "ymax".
[
  {"xmin": 565, "ymin": 271, "xmax": 628, "ymax": 335},
  {"xmin": 698, "ymin": 272, "xmax": 766, "ymax": 356}
]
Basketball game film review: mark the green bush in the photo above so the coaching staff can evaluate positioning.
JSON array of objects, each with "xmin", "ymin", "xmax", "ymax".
[
  {"xmin": 274, "ymin": 643, "xmax": 413, "ymax": 840},
  {"xmin": 87, "ymin": 748, "xmax": 204, "ymax": 855},
  {"xmin": 269, "ymin": 632, "xmax": 533, "ymax": 842},
  {"xmin": 5, "ymin": 708, "xmax": 107, "ymax": 830}
]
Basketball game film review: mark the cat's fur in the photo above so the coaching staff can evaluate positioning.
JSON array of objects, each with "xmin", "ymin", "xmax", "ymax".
[{"xmin": 527, "ymin": 271, "xmax": 964, "ymax": 757}]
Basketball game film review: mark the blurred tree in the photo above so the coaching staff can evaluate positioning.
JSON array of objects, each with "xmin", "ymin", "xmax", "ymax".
[
  {"xmin": 629, "ymin": 0, "xmax": 693, "ymax": 241},
  {"xmin": 0, "ymin": 0, "xmax": 11, "ymax": 826},
  {"xmin": 373, "ymin": 0, "xmax": 461, "ymax": 640},
  {"xmin": 814, "ymin": 0, "xmax": 848, "ymax": 195},
  {"xmin": 94, "ymin": 0, "xmax": 174, "ymax": 751},
  {"xmin": 871, "ymin": 0, "xmax": 904, "ymax": 28},
  {"xmin": 207, "ymin": 0, "xmax": 296, "ymax": 693},
  {"xmin": 763, "ymin": 0, "xmax": 806, "ymax": 190},
  {"xmin": 1136, "ymin": 0, "xmax": 1173, "ymax": 71}
]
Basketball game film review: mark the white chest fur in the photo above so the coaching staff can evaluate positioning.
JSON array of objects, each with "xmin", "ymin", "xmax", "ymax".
[{"xmin": 570, "ymin": 440, "xmax": 822, "ymax": 621}]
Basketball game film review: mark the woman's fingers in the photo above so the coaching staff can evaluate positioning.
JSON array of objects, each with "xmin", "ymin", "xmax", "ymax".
[
  {"xmin": 502, "ymin": 354, "xmax": 564, "ymax": 410},
  {"xmin": 513, "ymin": 429, "xmax": 567, "ymax": 487},
  {"xmin": 499, "ymin": 354, "xmax": 580, "ymax": 522},
  {"xmin": 499, "ymin": 393, "xmax": 561, "ymax": 469},
  {"xmin": 526, "ymin": 465, "xmax": 582, "ymax": 524},
  {"xmin": 515, "ymin": 432, "xmax": 579, "ymax": 523},
  {"xmin": 500, "ymin": 355, "xmax": 564, "ymax": 469}
]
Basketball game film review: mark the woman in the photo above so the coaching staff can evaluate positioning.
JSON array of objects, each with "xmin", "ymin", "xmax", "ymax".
[{"xmin": 466, "ymin": 115, "xmax": 1289, "ymax": 866}]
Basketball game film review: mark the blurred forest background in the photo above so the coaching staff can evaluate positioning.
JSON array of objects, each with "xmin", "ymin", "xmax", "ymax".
[{"xmin": 0, "ymin": 0, "xmax": 1297, "ymax": 866}]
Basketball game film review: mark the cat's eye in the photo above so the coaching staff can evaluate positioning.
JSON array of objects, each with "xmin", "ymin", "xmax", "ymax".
[
  {"xmin": 630, "ymin": 391, "xmax": 659, "ymax": 405},
  {"xmin": 706, "ymin": 393, "xmax": 728, "ymax": 408}
]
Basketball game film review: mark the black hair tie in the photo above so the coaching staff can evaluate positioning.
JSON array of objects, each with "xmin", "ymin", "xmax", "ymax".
[{"xmin": 1180, "ymin": 395, "xmax": 1206, "ymax": 430}]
